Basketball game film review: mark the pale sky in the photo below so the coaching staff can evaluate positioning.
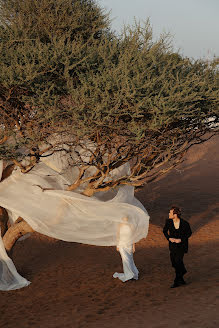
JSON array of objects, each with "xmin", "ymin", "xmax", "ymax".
[{"xmin": 98, "ymin": 0, "xmax": 219, "ymax": 60}]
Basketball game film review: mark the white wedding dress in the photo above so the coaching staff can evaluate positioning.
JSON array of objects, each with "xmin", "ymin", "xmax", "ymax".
[
  {"xmin": 0, "ymin": 230, "xmax": 30, "ymax": 290},
  {"xmin": 113, "ymin": 221, "xmax": 139, "ymax": 282},
  {"xmin": 0, "ymin": 151, "xmax": 149, "ymax": 290}
]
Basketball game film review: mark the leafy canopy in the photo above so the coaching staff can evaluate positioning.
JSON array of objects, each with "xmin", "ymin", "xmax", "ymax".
[{"xmin": 0, "ymin": 0, "xmax": 218, "ymax": 195}]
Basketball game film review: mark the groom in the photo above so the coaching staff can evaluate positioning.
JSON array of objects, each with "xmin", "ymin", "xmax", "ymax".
[{"xmin": 163, "ymin": 206, "xmax": 192, "ymax": 288}]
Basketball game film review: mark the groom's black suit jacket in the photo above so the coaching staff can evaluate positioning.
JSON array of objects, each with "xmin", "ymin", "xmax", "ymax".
[{"xmin": 163, "ymin": 218, "xmax": 192, "ymax": 253}]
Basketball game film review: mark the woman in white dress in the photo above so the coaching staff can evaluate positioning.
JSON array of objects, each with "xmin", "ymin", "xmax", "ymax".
[{"xmin": 113, "ymin": 217, "xmax": 139, "ymax": 282}]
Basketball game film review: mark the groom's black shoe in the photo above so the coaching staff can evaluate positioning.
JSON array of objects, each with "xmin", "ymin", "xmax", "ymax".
[
  {"xmin": 170, "ymin": 282, "xmax": 180, "ymax": 288},
  {"xmin": 171, "ymin": 279, "xmax": 186, "ymax": 288}
]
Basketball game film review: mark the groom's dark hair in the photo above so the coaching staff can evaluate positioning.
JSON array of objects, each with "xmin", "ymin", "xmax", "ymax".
[{"xmin": 170, "ymin": 206, "xmax": 181, "ymax": 218}]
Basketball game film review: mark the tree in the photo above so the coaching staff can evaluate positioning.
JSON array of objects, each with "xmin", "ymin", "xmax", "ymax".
[{"xmin": 0, "ymin": 0, "xmax": 218, "ymax": 252}]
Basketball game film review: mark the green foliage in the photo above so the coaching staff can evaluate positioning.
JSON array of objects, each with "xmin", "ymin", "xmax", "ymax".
[
  {"xmin": 0, "ymin": 0, "xmax": 109, "ymax": 148},
  {"xmin": 0, "ymin": 0, "xmax": 218, "ymax": 189}
]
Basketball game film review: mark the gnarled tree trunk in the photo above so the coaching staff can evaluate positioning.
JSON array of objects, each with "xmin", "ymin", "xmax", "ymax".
[
  {"xmin": 0, "ymin": 163, "xmax": 35, "ymax": 254},
  {"xmin": 3, "ymin": 218, "xmax": 34, "ymax": 253}
]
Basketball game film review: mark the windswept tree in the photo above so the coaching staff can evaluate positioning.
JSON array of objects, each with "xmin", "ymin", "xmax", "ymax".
[{"xmin": 0, "ymin": 0, "xmax": 218, "ymax": 251}]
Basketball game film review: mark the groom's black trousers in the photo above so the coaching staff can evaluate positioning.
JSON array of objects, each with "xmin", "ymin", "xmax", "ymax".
[{"xmin": 170, "ymin": 249, "xmax": 187, "ymax": 282}]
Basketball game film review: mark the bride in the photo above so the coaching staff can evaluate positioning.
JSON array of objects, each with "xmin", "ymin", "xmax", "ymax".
[{"xmin": 113, "ymin": 217, "xmax": 139, "ymax": 282}]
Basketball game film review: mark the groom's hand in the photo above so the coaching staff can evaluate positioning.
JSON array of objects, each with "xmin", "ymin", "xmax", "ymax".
[{"xmin": 169, "ymin": 238, "xmax": 181, "ymax": 243}]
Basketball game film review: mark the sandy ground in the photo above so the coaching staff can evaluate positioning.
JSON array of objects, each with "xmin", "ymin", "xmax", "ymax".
[{"xmin": 0, "ymin": 135, "xmax": 219, "ymax": 328}]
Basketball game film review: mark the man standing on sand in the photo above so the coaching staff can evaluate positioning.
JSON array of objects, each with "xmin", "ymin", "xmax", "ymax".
[{"xmin": 163, "ymin": 206, "xmax": 192, "ymax": 288}]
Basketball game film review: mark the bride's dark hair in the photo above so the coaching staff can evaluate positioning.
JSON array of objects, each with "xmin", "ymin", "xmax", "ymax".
[{"xmin": 170, "ymin": 206, "xmax": 181, "ymax": 218}]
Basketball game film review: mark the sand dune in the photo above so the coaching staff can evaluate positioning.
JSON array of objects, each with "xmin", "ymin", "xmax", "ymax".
[{"xmin": 0, "ymin": 135, "xmax": 218, "ymax": 328}]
